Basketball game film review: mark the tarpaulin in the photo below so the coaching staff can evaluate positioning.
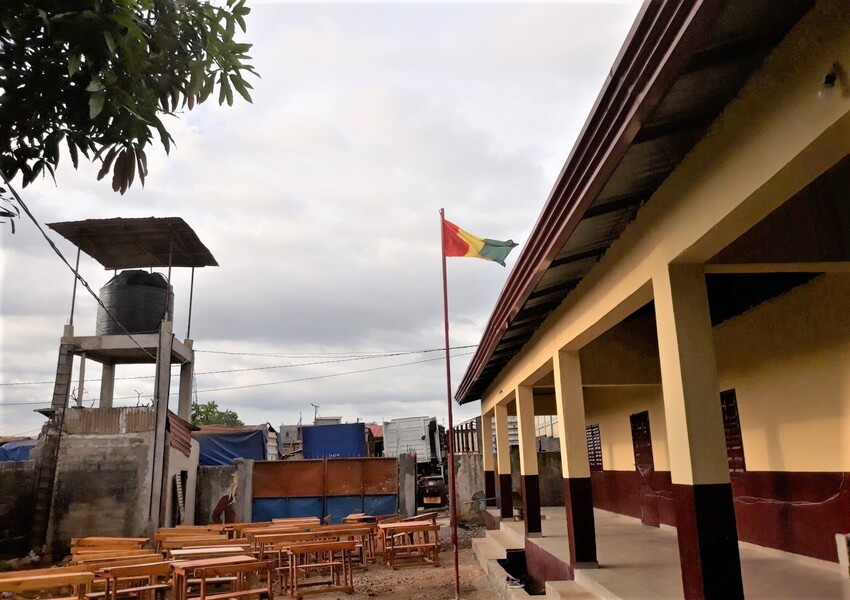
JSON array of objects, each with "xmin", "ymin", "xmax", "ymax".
[
  {"xmin": 194, "ymin": 426, "xmax": 268, "ymax": 466},
  {"xmin": 0, "ymin": 439, "xmax": 37, "ymax": 461}
]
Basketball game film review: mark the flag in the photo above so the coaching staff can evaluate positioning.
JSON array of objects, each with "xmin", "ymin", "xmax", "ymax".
[{"xmin": 442, "ymin": 219, "xmax": 518, "ymax": 266}]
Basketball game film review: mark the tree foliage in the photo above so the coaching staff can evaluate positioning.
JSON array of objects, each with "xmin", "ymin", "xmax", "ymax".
[
  {"xmin": 0, "ymin": 0, "xmax": 257, "ymax": 195},
  {"xmin": 191, "ymin": 400, "xmax": 244, "ymax": 427}
]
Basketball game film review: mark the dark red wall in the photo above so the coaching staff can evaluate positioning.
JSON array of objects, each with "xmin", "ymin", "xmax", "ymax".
[{"xmin": 591, "ymin": 470, "xmax": 850, "ymax": 562}]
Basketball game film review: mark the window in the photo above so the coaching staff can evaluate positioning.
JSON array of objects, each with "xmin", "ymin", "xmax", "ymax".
[
  {"xmin": 586, "ymin": 424, "xmax": 603, "ymax": 472},
  {"xmin": 720, "ymin": 390, "xmax": 746, "ymax": 474}
]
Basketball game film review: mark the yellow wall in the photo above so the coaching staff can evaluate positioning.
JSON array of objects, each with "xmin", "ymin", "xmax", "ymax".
[
  {"xmin": 577, "ymin": 273, "xmax": 850, "ymax": 474},
  {"xmin": 584, "ymin": 386, "xmax": 668, "ymax": 472},
  {"xmin": 714, "ymin": 273, "xmax": 850, "ymax": 472}
]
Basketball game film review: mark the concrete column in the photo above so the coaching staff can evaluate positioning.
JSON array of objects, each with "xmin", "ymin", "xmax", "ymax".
[
  {"xmin": 178, "ymin": 340, "xmax": 194, "ymax": 420},
  {"xmin": 149, "ymin": 319, "xmax": 173, "ymax": 528},
  {"xmin": 494, "ymin": 403, "xmax": 513, "ymax": 519},
  {"xmin": 653, "ymin": 264, "xmax": 743, "ymax": 600},
  {"xmin": 554, "ymin": 350, "xmax": 597, "ymax": 565},
  {"xmin": 99, "ymin": 363, "xmax": 115, "ymax": 408},
  {"xmin": 76, "ymin": 352, "xmax": 86, "ymax": 407},
  {"xmin": 516, "ymin": 385, "xmax": 541, "ymax": 536},
  {"xmin": 480, "ymin": 411, "xmax": 497, "ymax": 508}
]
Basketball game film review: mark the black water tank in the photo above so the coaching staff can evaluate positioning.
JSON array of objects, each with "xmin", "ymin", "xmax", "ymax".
[{"xmin": 95, "ymin": 270, "xmax": 174, "ymax": 335}]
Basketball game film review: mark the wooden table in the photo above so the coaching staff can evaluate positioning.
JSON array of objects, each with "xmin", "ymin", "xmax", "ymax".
[
  {"xmin": 171, "ymin": 555, "xmax": 257, "ymax": 600},
  {"xmin": 286, "ymin": 540, "xmax": 356, "ymax": 599},
  {"xmin": 170, "ymin": 547, "xmax": 251, "ymax": 560},
  {"xmin": 0, "ymin": 572, "xmax": 95, "ymax": 599}
]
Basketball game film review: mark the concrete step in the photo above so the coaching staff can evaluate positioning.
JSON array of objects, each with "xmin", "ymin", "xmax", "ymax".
[
  {"xmin": 496, "ymin": 520, "xmax": 528, "ymax": 548},
  {"xmin": 472, "ymin": 536, "xmax": 504, "ymax": 571},
  {"xmin": 545, "ymin": 580, "xmax": 601, "ymax": 599}
]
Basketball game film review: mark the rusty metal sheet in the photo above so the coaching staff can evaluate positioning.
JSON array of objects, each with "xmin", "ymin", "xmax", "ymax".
[
  {"xmin": 63, "ymin": 407, "xmax": 155, "ymax": 434},
  {"xmin": 253, "ymin": 460, "xmax": 324, "ymax": 498},
  {"xmin": 362, "ymin": 458, "xmax": 398, "ymax": 495},
  {"xmin": 326, "ymin": 459, "xmax": 364, "ymax": 496}
]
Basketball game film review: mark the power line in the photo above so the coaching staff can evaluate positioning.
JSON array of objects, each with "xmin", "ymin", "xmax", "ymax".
[
  {"xmin": 191, "ymin": 351, "xmax": 475, "ymax": 395},
  {"xmin": 0, "ymin": 345, "xmax": 479, "ymax": 387},
  {"xmin": 0, "ymin": 350, "xmax": 476, "ymax": 404}
]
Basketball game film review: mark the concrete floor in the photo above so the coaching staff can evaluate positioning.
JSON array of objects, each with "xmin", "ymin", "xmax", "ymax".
[{"xmin": 485, "ymin": 507, "xmax": 850, "ymax": 600}]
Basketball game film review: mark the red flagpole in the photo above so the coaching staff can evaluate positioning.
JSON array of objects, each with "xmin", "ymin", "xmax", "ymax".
[{"xmin": 439, "ymin": 208, "xmax": 461, "ymax": 599}]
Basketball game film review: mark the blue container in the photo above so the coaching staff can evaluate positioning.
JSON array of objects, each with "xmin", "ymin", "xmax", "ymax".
[{"xmin": 302, "ymin": 423, "xmax": 366, "ymax": 459}]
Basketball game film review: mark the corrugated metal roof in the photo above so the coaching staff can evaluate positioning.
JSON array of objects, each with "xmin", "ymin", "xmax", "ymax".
[
  {"xmin": 47, "ymin": 217, "xmax": 218, "ymax": 269},
  {"xmin": 457, "ymin": 0, "xmax": 814, "ymax": 404},
  {"xmin": 168, "ymin": 410, "xmax": 199, "ymax": 457}
]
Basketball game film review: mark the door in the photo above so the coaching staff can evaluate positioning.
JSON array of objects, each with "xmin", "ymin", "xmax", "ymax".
[{"xmin": 630, "ymin": 411, "xmax": 660, "ymax": 527}]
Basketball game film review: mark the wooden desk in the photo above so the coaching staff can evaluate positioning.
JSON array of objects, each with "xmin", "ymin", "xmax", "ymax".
[
  {"xmin": 286, "ymin": 540, "xmax": 356, "ymax": 599},
  {"xmin": 171, "ymin": 555, "xmax": 257, "ymax": 600},
  {"xmin": 377, "ymin": 522, "xmax": 440, "ymax": 569},
  {"xmin": 92, "ymin": 561, "xmax": 171, "ymax": 600},
  {"xmin": 0, "ymin": 572, "xmax": 95, "ymax": 600},
  {"xmin": 170, "ymin": 547, "xmax": 250, "ymax": 561}
]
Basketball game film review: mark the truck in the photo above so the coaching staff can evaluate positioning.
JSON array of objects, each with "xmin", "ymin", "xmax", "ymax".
[{"xmin": 382, "ymin": 416, "xmax": 446, "ymax": 478}]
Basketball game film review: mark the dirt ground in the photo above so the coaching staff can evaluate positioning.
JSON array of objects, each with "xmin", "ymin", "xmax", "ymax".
[{"xmin": 296, "ymin": 517, "xmax": 496, "ymax": 600}]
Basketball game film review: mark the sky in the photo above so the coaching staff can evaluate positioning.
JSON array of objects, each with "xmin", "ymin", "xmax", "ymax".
[{"xmin": 0, "ymin": 1, "xmax": 641, "ymax": 438}]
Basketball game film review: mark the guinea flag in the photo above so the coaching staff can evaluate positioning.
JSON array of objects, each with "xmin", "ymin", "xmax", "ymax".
[{"xmin": 442, "ymin": 219, "xmax": 518, "ymax": 266}]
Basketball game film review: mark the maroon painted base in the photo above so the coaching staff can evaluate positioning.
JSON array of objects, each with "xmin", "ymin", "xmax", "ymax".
[
  {"xmin": 521, "ymin": 474, "xmax": 542, "ymax": 535},
  {"xmin": 673, "ymin": 483, "xmax": 743, "ymax": 600},
  {"xmin": 591, "ymin": 469, "xmax": 850, "ymax": 562},
  {"xmin": 525, "ymin": 536, "xmax": 574, "ymax": 583},
  {"xmin": 564, "ymin": 477, "xmax": 596, "ymax": 564},
  {"xmin": 482, "ymin": 508, "xmax": 498, "ymax": 530},
  {"xmin": 499, "ymin": 474, "xmax": 513, "ymax": 518},
  {"xmin": 484, "ymin": 470, "xmax": 497, "ymax": 507}
]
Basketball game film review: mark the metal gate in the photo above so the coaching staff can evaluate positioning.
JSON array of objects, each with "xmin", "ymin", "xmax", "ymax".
[{"xmin": 251, "ymin": 457, "xmax": 398, "ymax": 524}]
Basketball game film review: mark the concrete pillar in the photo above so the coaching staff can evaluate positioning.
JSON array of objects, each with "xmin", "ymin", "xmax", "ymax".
[
  {"xmin": 149, "ymin": 319, "xmax": 173, "ymax": 528},
  {"xmin": 99, "ymin": 363, "xmax": 115, "ymax": 408},
  {"xmin": 516, "ymin": 385, "xmax": 541, "ymax": 536},
  {"xmin": 480, "ymin": 411, "xmax": 497, "ymax": 507},
  {"xmin": 554, "ymin": 350, "xmax": 597, "ymax": 565},
  {"xmin": 494, "ymin": 403, "xmax": 513, "ymax": 518},
  {"xmin": 653, "ymin": 264, "xmax": 743, "ymax": 600},
  {"xmin": 76, "ymin": 352, "xmax": 86, "ymax": 407},
  {"xmin": 178, "ymin": 340, "xmax": 194, "ymax": 420}
]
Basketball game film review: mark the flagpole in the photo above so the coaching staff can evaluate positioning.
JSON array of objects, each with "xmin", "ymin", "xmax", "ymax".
[{"xmin": 439, "ymin": 208, "xmax": 461, "ymax": 600}]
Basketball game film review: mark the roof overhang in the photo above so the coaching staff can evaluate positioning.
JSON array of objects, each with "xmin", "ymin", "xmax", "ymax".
[
  {"xmin": 456, "ymin": 0, "xmax": 814, "ymax": 404},
  {"xmin": 47, "ymin": 217, "xmax": 218, "ymax": 269}
]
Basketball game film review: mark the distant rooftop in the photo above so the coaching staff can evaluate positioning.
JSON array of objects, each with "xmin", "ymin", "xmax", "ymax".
[{"xmin": 47, "ymin": 217, "xmax": 218, "ymax": 269}]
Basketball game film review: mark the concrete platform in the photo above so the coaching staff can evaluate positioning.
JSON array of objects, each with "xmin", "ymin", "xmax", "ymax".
[{"xmin": 477, "ymin": 507, "xmax": 850, "ymax": 600}]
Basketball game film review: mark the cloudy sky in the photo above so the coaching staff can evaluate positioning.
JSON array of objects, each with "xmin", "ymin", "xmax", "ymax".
[{"xmin": 0, "ymin": 1, "xmax": 641, "ymax": 438}]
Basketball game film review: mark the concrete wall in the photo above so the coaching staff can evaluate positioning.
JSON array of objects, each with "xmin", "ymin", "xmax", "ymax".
[
  {"xmin": 454, "ymin": 453, "xmax": 485, "ymax": 524},
  {"xmin": 0, "ymin": 461, "xmax": 35, "ymax": 558},
  {"xmin": 164, "ymin": 439, "xmax": 200, "ymax": 526},
  {"xmin": 48, "ymin": 431, "xmax": 155, "ymax": 553},
  {"xmin": 509, "ymin": 449, "xmax": 563, "ymax": 507},
  {"xmin": 195, "ymin": 464, "xmax": 237, "ymax": 525},
  {"xmin": 397, "ymin": 453, "xmax": 416, "ymax": 518}
]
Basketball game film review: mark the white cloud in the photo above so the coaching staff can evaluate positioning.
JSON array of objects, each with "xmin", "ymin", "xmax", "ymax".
[{"xmin": 0, "ymin": 1, "xmax": 640, "ymax": 435}]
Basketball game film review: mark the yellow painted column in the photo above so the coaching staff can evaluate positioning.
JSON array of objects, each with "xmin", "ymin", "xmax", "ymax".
[
  {"xmin": 480, "ymin": 411, "xmax": 497, "ymax": 507},
  {"xmin": 494, "ymin": 403, "xmax": 513, "ymax": 518},
  {"xmin": 516, "ymin": 385, "xmax": 541, "ymax": 535},
  {"xmin": 553, "ymin": 350, "xmax": 596, "ymax": 564},
  {"xmin": 653, "ymin": 264, "xmax": 742, "ymax": 599}
]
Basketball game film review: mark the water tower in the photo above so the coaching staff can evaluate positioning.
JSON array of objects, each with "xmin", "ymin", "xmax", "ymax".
[{"xmin": 30, "ymin": 217, "xmax": 217, "ymax": 547}]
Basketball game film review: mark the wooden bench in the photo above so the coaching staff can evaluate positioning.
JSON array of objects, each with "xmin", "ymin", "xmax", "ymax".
[
  {"xmin": 0, "ymin": 571, "xmax": 94, "ymax": 600},
  {"xmin": 286, "ymin": 540, "xmax": 356, "ymax": 599},
  {"xmin": 379, "ymin": 523, "xmax": 440, "ymax": 569},
  {"xmin": 191, "ymin": 560, "xmax": 272, "ymax": 600},
  {"xmin": 88, "ymin": 561, "xmax": 171, "ymax": 600}
]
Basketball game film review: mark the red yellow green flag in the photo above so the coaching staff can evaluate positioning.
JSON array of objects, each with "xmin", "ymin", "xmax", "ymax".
[{"xmin": 442, "ymin": 219, "xmax": 518, "ymax": 266}]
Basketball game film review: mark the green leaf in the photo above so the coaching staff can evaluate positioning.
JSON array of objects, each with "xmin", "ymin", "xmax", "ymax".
[
  {"xmin": 89, "ymin": 92, "xmax": 105, "ymax": 119},
  {"xmin": 230, "ymin": 74, "xmax": 252, "ymax": 103},
  {"xmin": 104, "ymin": 31, "xmax": 116, "ymax": 54},
  {"xmin": 68, "ymin": 54, "xmax": 81, "ymax": 76},
  {"xmin": 86, "ymin": 79, "xmax": 104, "ymax": 92}
]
